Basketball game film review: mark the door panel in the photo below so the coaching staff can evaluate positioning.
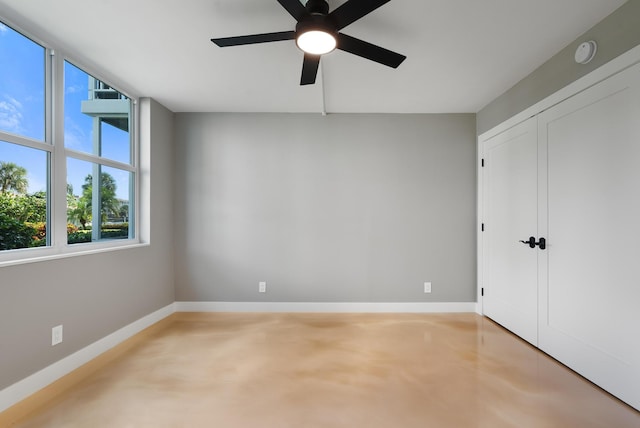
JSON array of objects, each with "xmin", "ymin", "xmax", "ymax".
[
  {"xmin": 538, "ymin": 62, "xmax": 640, "ymax": 410},
  {"xmin": 482, "ymin": 117, "xmax": 538, "ymax": 346}
]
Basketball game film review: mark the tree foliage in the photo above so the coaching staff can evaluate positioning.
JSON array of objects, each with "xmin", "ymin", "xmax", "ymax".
[
  {"xmin": 0, "ymin": 163, "xmax": 48, "ymax": 250},
  {"xmin": 67, "ymin": 197, "xmax": 90, "ymax": 229},
  {"xmin": 0, "ymin": 161, "xmax": 29, "ymax": 194},
  {"xmin": 1, "ymin": 165, "xmax": 126, "ymax": 250},
  {"xmin": 80, "ymin": 172, "xmax": 120, "ymax": 222},
  {"xmin": 0, "ymin": 191, "xmax": 47, "ymax": 223},
  {"xmin": 0, "ymin": 212, "xmax": 37, "ymax": 250}
]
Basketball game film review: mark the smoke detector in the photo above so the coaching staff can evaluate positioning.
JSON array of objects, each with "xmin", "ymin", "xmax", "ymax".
[{"xmin": 575, "ymin": 41, "xmax": 597, "ymax": 64}]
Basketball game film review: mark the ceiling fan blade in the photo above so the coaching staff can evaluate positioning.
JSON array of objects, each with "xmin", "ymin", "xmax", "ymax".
[
  {"xmin": 300, "ymin": 54, "xmax": 321, "ymax": 85},
  {"xmin": 337, "ymin": 33, "xmax": 406, "ymax": 68},
  {"xmin": 212, "ymin": 31, "xmax": 295, "ymax": 47},
  {"xmin": 329, "ymin": 0, "xmax": 391, "ymax": 30},
  {"xmin": 277, "ymin": 0, "xmax": 307, "ymax": 21}
]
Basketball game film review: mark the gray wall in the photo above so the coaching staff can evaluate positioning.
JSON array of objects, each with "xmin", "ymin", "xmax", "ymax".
[
  {"xmin": 477, "ymin": 0, "xmax": 640, "ymax": 135},
  {"xmin": 174, "ymin": 113, "xmax": 476, "ymax": 303},
  {"xmin": 0, "ymin": 98, "xmax": 175, "ymax": 390}
]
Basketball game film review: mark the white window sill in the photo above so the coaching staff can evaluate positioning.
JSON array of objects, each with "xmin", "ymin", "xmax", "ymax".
[{"xmin": 0, "ymin": 240, "xmax": 150, "ymax": 268}]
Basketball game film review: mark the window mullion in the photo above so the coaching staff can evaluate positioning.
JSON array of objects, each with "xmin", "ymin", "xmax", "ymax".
[
  {"xmin": 91, "ymin": 163, "xmax": 101, "ymax": 242},
  {"xmin": 45, "ymin": 48, "xmax": 53, "ymax": 246},
  {"xmin": 51, "ymin": 49, "xmax": 68, "ymax": 250},
  {"xmin": 130, "ymin": 100, "xmax": 138, "ymax": 240},
  {"xmin": 92, "ymin": 117, "xmax": 102, "ymax": 242},
  {"xmin": 64, "ymin": 149, "xmax": 135, "ymax": 172},
  {"xmin": 0, "ymin": 133, "xmax": 52, "ymax": 151}
]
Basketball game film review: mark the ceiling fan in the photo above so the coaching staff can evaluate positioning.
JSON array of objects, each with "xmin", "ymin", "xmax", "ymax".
[{"xmin": 211, "ymin": 0, "xmax": 406, "ymax": 85}]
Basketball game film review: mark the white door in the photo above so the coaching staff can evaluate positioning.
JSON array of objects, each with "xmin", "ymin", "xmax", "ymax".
[
  {"xmin": 482, "ymin": 117, "xmax": 539, "ymax": 346},
  {"xmin": 538, "ymin": 62, "xmax": 640, "ymax": 410}
]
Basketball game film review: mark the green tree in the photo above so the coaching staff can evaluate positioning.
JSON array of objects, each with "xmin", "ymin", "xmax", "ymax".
[
  {"xmin": 26, "ymin": 191, "xmax": 47, "ymax": 223},
  {"xmin": 0, "ymin": 212, "xmax": 37, "ymax": 250},
  {"xmin": 67, "ymin": 197, "xmax": 91, "ymax": 229},
  {"xmin": 0, "ymin": 191, "xmax": 46, "ymax": 223},
  {"xmin": 0, "ymin": 164, "xmax": 47, "ymax": 250},
  {"xmin": 81, "ymin": 172, "xmax": 119, "ymax": 222},
  {"xmin": 0, "ymin": 161, "xmax": 29, "ymax": 194}
]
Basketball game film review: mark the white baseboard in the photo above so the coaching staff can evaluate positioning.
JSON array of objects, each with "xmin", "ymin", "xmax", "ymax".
[
  {"xmin": 175, "ymin": 301, "xmax": 477, "ymax": 313},
  {"xmin": 0, "ymin": 303, "xmax": 175, "ymax": 414}
]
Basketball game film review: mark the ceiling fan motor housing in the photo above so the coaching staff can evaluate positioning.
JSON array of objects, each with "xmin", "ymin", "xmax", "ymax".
[
  {"xmin": 305, "ymin": 0, "xmax": 330, "ymax": 15},
  {"xmin": 297, "ymin": 0, "xmax": 335, "ymax": 37}
]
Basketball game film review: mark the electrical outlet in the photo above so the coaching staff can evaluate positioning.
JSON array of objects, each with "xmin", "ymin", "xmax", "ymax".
[
  {"xmin": 259, "ymin": 281, "xmax": 267, "ymax": 293},
  {"xmin": 52, "ymin": 325, "xmax": 63, "ymax": 346},
  {"xmin": 424, "ymin": 282, "xmax": 432, "ymax": 293}
]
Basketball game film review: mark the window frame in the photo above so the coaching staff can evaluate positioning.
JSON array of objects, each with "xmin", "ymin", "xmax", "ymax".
[{"xmin": 0, "ymin": 16, "xmax": 142, "ymax": 266}]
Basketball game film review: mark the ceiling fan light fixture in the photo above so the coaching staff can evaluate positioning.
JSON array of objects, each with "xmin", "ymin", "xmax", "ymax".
[{"xmin": 296, "ymin": 30, "xmax": 336, "ymax": 55}]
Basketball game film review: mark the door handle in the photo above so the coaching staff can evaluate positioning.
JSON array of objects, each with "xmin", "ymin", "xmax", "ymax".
[
  {"xmin": 537, "ymin": 237, "xmax": 546, "ymax": 250},
  {"xmin": 519, "ymin": 237, "xmax": 536, "ymax": 248},
  {"xmin": 519, "ymin": 237, "xmax": 546, "ymax": 250}
]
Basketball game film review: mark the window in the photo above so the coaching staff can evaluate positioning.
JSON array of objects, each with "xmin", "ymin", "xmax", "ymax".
[
  {"xmin": 0, "ymin": 19, "xmax": 138, "ymax": 260},
  {"xmin": 0, "ymin": 22, "xmax": 45, "ymax": 140},
  {"xmin": 0, "ymin": 22, "xmax": 49, "ymax": 251},
  {"xmin": 64, "ymin": 62, "xmax": 134, "ymax": 244}
]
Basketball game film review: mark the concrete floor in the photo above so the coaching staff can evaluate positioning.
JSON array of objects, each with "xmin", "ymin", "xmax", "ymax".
[{"xmin": 10, "ymin": 312, "xmax": 640, "ymax": 427}]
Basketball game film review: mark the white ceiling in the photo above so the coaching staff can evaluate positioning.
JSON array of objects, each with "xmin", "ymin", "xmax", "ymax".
[{"xmin": 0, "ymin": 0, "xmax": 627, "ymax": 113}]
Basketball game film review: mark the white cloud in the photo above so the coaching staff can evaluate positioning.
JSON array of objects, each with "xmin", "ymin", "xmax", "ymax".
[
  {"xmin": 63, "ymin": 130, "xmax": 82, "ymax": 149},
  {"xmin": 0, "ymin": 96, "xmax": 24, "ymax": 134},
  {"xmin": 0, "ymin": 23, "xmax": 8, "ymax": 34},
  {"xmin": 66, "ymin": 85, "xmax": 84, "ymax": 94},
  {"xmin": 5, "ymin": 95, "xmax": 22, "ymax": 109},
  {"xmin": 63, "ymin": 116, "xmax": 88, "ymax": 150}
]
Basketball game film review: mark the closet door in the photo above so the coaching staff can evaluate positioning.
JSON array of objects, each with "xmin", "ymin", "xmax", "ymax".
[
  {"xmin": 482, "ymin": 117, "xmax": 538, "ymax": 346},
  {"xmin": 538, "ymin": 62, "xmax": 640, "ymax": 410}
]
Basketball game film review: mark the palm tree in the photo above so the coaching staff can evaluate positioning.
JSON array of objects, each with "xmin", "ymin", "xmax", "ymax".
[
  {"xmin": 0, "ymin": 161, "xmax": 29, "ymax": 194},
  {"xmin": 68, "ymin": 198, "xmax": 91, "ymax": 229},
  {"xmin": 81, "ymin": 172, "xmax": 119, "ymax": 221}
]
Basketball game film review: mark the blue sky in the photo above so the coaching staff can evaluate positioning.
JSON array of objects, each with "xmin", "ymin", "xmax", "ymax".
[{"xmin": 0, "ymin": 21, "xmax": 131, "ymax": 200}]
